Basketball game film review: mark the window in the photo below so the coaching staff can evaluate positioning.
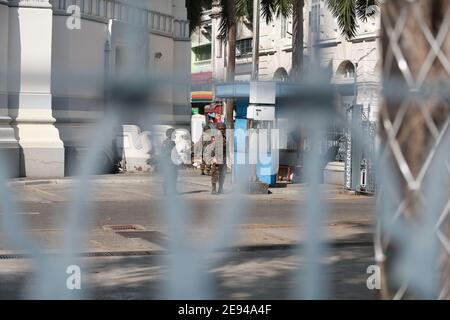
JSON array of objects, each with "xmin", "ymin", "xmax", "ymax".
[
  {"xmin": 236, "ymin": 38, "xmax": 253, "ymax": 56},
  {"xmin": 281, "ymin": 16, "xmax": 287, "ymax": 38},
  {"xmin": 310, "ymin": 1, "xmax": 320, "ymax": 33},
  {"xmin": 274, "ymin": 68, "xmax": 289, "ymax": 82},
  {"xmin": 193, "ymin": 44, "xmax": 212, "ymax": 62},
  {"xmin": 336, "ymin": 61, "xmax": 355, "ymax": 80}
]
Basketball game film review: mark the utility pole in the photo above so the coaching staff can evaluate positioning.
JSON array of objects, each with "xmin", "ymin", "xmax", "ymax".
[
  {"xmin": 251, "ymin": 0, "xmax": 260, "ymax": 81},
  {"xmin": 353, "ymin": 62, "xmax": 358, "ymax": 106},
  {"xmin": 248, "ymin": 0, "xmax": 264, "ymax": 188}
]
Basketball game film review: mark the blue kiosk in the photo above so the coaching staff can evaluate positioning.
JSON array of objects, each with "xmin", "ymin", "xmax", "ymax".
[
  {"xmin": 215, "ymin": 80, "xmax": 355, "ymax": 187},
  {"xmin": 215, "ymin": 81, "xmax": 299, "ymax": 186}
]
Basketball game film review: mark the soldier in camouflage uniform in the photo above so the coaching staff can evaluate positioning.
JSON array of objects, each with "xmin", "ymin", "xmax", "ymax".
[
  {"xmin": 198, "ymin": 125, "xmax": 212, "ymax": 175},
  {"xmin": 209, "ymin": 124, "xmax": 227, "ymax": 194}
]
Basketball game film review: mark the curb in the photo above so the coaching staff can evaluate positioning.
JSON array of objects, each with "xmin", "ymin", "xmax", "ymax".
[
  {"xmin": 8, "ymin": 176, "xmax": 154, "ymax": 187},
  {"xmin": 0, "ymin": 240, "xmax": 375, "ymax": 260}
]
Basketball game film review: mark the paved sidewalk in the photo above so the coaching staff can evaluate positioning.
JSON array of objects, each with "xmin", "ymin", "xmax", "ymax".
[
  {"xmin": 0, "ymin": 170, "xmax": 377, "ymax": 299},
  {"xmin": 9, "ymin": 169, "xmax": 368, "ymax": 203},
  {"xmin": 0, "ymin": 244, "xmax": 377, "ymax": 300},
  {"xmin": 0, "ymin": 219, "xmax": 373, "ymax": 256},
  {"xmin": 1, "ymin": 169, "xmax": 375, "ymax": 254}
]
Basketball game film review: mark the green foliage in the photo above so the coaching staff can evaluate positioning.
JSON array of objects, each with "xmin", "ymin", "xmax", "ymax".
[
  {"xmin": 216, "ymin": 0, "xmax": 293, "ymax": 40},
  {"xmin": 326, "ymin": 0, "xmax": 378, "ymax": 39},
  {"xmin": 186, "ymin": 0, "xmax": 213, "ymax": 35},
  {"xmin": 187, "ymin": 0, "xmax": 379, "ymax": 42},
  {"xmin": 261, "ymin": 0, "xmax": 293, "ymax": 24}
]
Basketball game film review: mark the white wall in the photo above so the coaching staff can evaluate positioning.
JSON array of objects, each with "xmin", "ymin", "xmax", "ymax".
[
  {"xmin": 0, "ymin": 0, "xmax": 190, "ymax": 175},
  {"xmin": 149, "ymin": 33, "xmax": 174, "ymax": 107},
  {"xmin": 0, "ymin": 2, "xmax": 8, "ymax": 116},
  {"xmin": 8, "ymin": 6, "xmax": 54, "ymax": 120},
  {"xmin": 52, "ymin": 17, "xmax": 107, "ymax": 100},
  {"xmin": 51, "ymin": 16, "xmax": 109, "ymax": 161},
  {"xmin": 51, "ymin": 3, "xmax": 191, "ymax": 130},
  {"xmin": 173, "ymin": 39, "xmax": 191, "ymax": 124},
  {"xmin": 146, "ymin": 0, "xmax": 172, "ymax": 15}
]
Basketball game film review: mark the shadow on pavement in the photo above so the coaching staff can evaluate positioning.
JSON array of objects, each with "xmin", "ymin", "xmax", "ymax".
[{"xmin": 0, "ymin": 233, "xmax": 377, "ymax": 299}]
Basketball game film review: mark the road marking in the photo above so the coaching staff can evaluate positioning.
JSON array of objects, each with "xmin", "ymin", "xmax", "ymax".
[
  {"xmin": 120, "ymin": 188, "xmax": 157, "ymax": 199},
  {"xmin": 0, "ymin": 212, "xmax": 40, "ymax": 215},
  {"xmin": 26, "ymin": 186, "xmax": 65, "ymax": 202}
]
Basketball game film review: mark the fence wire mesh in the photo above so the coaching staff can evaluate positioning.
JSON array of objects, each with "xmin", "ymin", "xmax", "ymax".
[{"xmin": 0, "ymin": 0, "xmax": 449, "ymax": 300}]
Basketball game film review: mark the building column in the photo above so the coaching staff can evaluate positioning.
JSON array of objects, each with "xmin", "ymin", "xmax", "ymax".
[
  {"xmin": 172, "ymin": 0, "xmax": 191, "ymax": 125},
  {"xmin": 7, "ymin": 0, "xmax": 64, "ymax": 177},
  {"xmin": 0, "ymin": 0, "xmax": 20, "ymax": 177}
]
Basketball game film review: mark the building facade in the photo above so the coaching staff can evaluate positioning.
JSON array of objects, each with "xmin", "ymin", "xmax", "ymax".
[
  {"xmin": 0, "ymin": 0, "xmax": 191, "ymax": 178},
  {"xmin": 190, "ymin": 0, "xmax": 380, "ymax": 189},
  {"xmin": 191, "ymin": 0, "xmax": 380, "ymax": 121}
]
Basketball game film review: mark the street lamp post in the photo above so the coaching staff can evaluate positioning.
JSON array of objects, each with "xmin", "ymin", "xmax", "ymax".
[
  {"xmin": 251, "ymin": 0, "xmax": 260, "ymax": 81},
  {"xmin": 249, "ymin": 0, "xmax": 260, "ymax": 184}
]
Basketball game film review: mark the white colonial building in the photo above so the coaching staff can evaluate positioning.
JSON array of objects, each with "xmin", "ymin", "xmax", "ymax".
[
  {"xmin": 191, "ymin": 0, "xmax": 380, "ymax": 120},
  {"xmin": 190, "ymin": 0, "xmax": 380, "ymax": 190},
  {"xmin": 0, "ymin": 0, "xmax": 191, "ymax": 178}
]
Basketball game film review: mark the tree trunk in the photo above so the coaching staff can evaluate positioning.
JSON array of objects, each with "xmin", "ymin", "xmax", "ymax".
[
  {"xmin": 225, "ymin": 0, "xmax": 236, "ymax": 129},
  {"xmin": 380, "ymin": 0, "xmax": 450, "ymax": 299},
  {"xmin": 251, "ymin": 0, "xmax": 260, "ymax": 81},
  {"xmin": 291, "ymin": 0, "xmax": 304, "ymax": 80}
]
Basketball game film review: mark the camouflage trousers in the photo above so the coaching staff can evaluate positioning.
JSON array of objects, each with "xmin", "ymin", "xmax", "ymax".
[
  {"xmin": 211, "ymin": 164, "xmax": 226, "ymax": 193},
  {"xmin": 200, "ymin": 163, "xmax": 211, "ymax": 175}
]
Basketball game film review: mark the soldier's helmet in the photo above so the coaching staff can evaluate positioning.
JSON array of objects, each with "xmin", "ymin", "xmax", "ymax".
[{"xmin": 166, "ymin": 128, "xmax": 175, "ymax": 138}]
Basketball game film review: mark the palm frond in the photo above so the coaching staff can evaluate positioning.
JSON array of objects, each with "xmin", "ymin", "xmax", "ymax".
[
  {"xmin": 355, "ymin": 0, "xmax": 378, "ymax": 21},
  {"xmin": 236, "ymin": 0, "xmax": 252, "ymax": 22},
  {"xmin": 327, "ymin": 0, "xmax": 378, "ymax": 39},
  {"xmin": 186, "ymin": 0, "xmax": 213, "ymax": 35},
  {"xmin": 273, "ymin": 0, "xmax": 294, "ymax": 20},
  {"xmin": 217, "ymin": 0, "xmax": 293, "ymax": 40},
  {"xmin": 260, "ymin": 0, "xmax": 293, "ymax": 24},
  {"xmin": 326, "ymin": 0, "xmax": 358, "ymax": 39},
  {"xmin": 218, "ymin": 0, "xmax": 233, "ymax": 40}
]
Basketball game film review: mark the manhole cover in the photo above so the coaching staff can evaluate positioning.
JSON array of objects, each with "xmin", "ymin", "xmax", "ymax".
[{"xmin": 103, "ymin": 224, "xmax": 145, "ymax": 231}]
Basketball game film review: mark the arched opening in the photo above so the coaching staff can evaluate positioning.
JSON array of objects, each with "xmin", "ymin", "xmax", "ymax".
[
  {"xmin": 273, "ymin": 67, "xmax": 289, "ymax": 82},
  {"xmin": 336, "ymin": 61, "xmax": 355, "ymax": 80}
]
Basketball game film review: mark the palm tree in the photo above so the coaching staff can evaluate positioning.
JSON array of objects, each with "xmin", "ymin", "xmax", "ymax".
[
  {"xmin": 217, "ymin": 0, "xmax": 239, "ymax": 128},
  {"xmin": 188, "ymin": 0, "xmax": 251, "ymax": 128},
  {"xmin": 291, "ymin": 0, "xmax": 304, "ymax": 79},
  {"xmin": 217, "ymin": 0, "xmax": 294, "ymax": 126},
  {"xmin": 326, "ymin": 0, "xmax": 378, "ymax": 39},
  {"xmin": 188, "ymin": 0, "xmax": 300, "ymax": 77},
  {"xmin": 328, "ymin": 0, "xmax": 450, "ymax": 299},
  {"xmin": 379, "ymin": 0, "xmax": 450, "ymax": 300},
  {"xmin": 187, "ymin": 0, "xmax": 213, "ymax": 35}
]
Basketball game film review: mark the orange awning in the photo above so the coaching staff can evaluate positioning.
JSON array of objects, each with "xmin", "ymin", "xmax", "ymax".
[{"xmin": 191, "ymin": 91, "xmax": 213, "ymax": 103}]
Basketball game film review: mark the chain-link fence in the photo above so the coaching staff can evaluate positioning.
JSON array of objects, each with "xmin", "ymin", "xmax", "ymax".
[
  {"xmin": 0, "ymin": 0, "xmax": 449, "ymax": 300},
  {"xmin": 376, "ymin": 0, "xmax": 450, "ymax": 299}
]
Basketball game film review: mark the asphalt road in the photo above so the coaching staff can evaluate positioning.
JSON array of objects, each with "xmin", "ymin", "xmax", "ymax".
[
  {"xmin": 8, "ymin": 170, "xmax": 375, "ymax": 231},
  {"xmin": 0, "ymin": 172, "xmax": 378, "ymax": 299},
  {"xmin": 15, "ymin": 197, "xmax": 375, "ymax": 230},
  {"xmin": 0, "ymin": 245, "xmax": 377, "ymax": 300}
]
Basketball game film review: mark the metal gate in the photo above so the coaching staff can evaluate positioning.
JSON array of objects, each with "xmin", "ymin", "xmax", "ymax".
[{"xmin": 345, "ymin": 104, "xmax": 377, "ymax": 194}]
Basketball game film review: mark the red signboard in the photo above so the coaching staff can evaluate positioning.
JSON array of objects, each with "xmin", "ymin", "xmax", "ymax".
[{"xmin": 191, "ymin": 72, "xmax": 213, "ymax": 85}]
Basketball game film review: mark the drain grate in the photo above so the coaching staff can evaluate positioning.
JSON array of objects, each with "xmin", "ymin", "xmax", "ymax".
[
  {"xmin": 0, "ymin": 241, "xmax": 374, "ymax": 260},
  {"xmin": 0, "ymin": 254, "xmax": 28, "ymax": 260},
  {"xmin": 0, "ymin": 251, "xmax": 160, "ymax": 260},
  {"xmin": 102, "ymin": 224, "xmax": 145, "ymax": 231}
]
